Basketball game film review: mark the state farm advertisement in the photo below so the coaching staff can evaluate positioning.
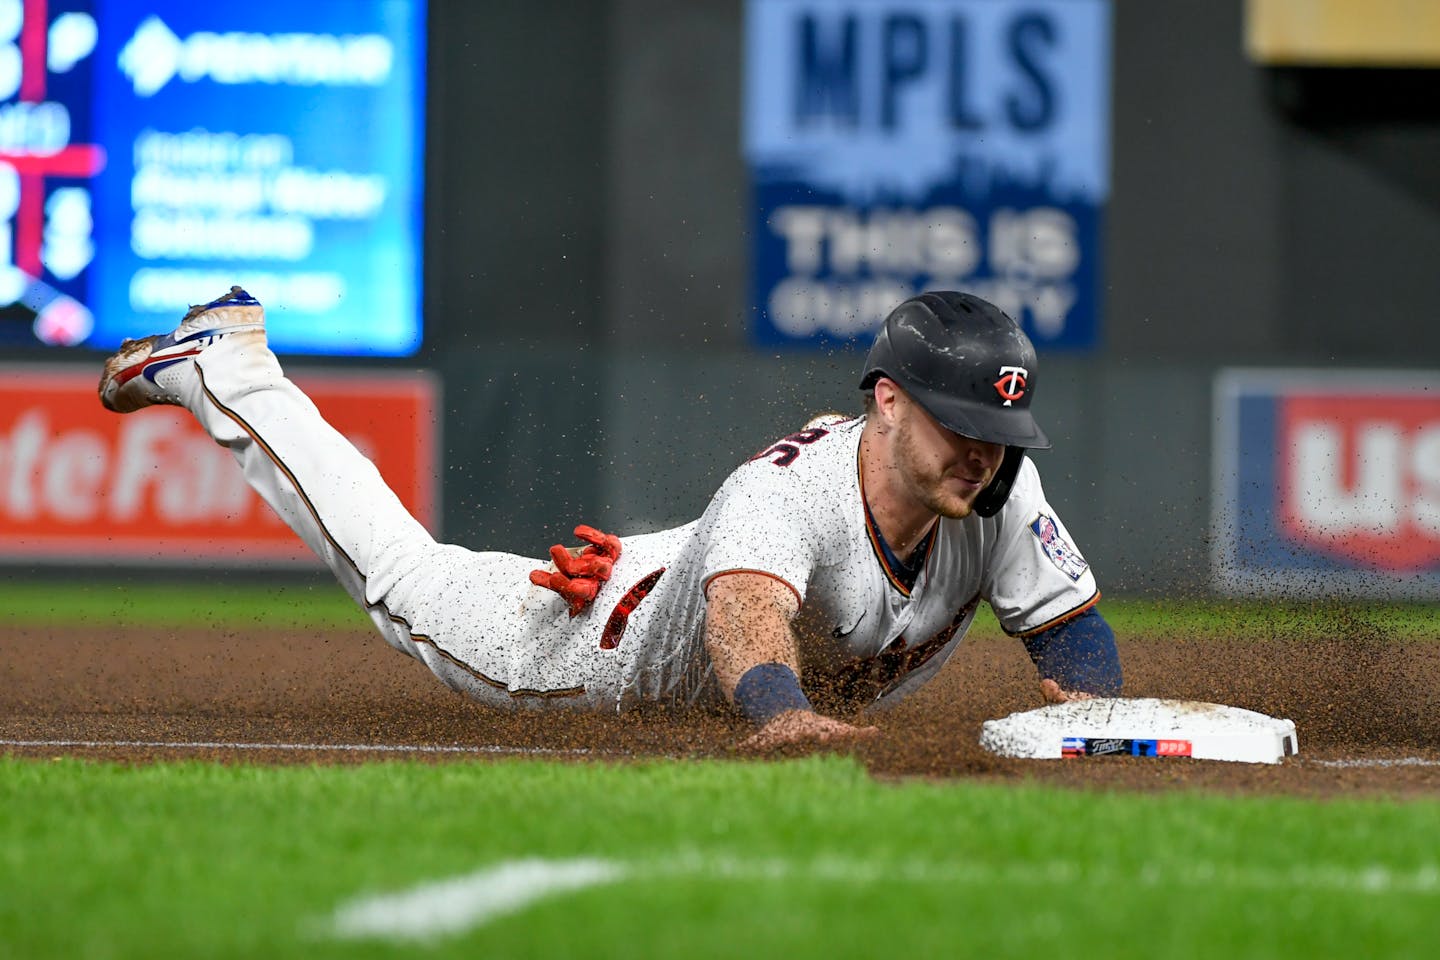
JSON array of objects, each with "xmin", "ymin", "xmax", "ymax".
[
  {"xmin": 1211, "ymin": 368, "xmax": 1440, "ymax": 599},
  {"xmin": 0, "ymin": 365, "xmax": 439, "ymax": 566}
]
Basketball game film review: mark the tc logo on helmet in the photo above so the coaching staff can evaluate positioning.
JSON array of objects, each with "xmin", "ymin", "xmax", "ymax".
[{"xmin": 993, "ymin": 366, "xmax": 1029, "ymax": 406}]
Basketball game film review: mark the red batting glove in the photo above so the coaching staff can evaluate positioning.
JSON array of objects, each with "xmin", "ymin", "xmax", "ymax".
[
  {"xmin": 528, "ymin": 568, "xmax": 601, "ymax": 617},
  {"xmin": 550, "ymin": 544, "xmax": 615, "ymax": 580},
  {"xmin": 528, "ymin": 525, "xmax": 624, "ymax": 618},
  {"xmin": 573, "ymin": 525, "xmax": 622, "ymax": 562}
]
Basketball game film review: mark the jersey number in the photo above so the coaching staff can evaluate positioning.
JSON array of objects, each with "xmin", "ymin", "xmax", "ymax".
[{"xmin": 750, "ymin": 427, "xmax": 828, "ymax": 467}]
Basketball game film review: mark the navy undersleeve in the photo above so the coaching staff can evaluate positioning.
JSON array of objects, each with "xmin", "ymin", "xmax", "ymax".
[{"xmin": 1021, "ymin": 607, "xmax": 1123, "ymax": 696}]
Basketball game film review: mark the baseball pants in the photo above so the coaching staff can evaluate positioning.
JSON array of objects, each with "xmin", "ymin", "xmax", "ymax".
[{"xmin": 183, "ymin": 335, "xmax": 636, "ymax": 710}]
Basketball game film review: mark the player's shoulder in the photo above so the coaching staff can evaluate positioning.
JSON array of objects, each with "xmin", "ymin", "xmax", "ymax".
[
  {"xmin": 800, "ymin": 411, "xmax": 855, "ymax": 431},
  {"xmin": 744, "ymin": 413, "xmax": 861, "ymax": 467},
  {"xmin": 1011, "ymin": 454, "xmax": 1044, "ymax": 497},
  {"xmin": 720, "ymin": 413, "xmax": 863, "ymax": 495},
  {"xmin": 982, "ymin": 455, "xmax": 1047, "ymax": 529}
]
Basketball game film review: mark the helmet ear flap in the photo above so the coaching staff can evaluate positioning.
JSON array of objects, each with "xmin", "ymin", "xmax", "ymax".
[{"xmin": 972, "ymin": 447, "xmax": 1025, "ymax": 518}]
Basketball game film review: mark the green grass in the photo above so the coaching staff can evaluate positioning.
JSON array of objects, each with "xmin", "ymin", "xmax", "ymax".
[
  {"xmin": 3, "ymin": 582, "xmax": 1439, "ymax": 957},
  {"xmin": 1, "ymin": 755, "xmax": 1437, "ymax": 960},
  {"xmin": 6, "ymin": 580, "xmax": 1439, "ymax": 639},
  {"xmin": 1092, "ymin": 597, "xmax": 1440, "ymax": 640},
  {"xmin": 942, "ymin": 595, "xmax": 1440, "ymax": 641},
  {"xmin": 0, "ymin": 579, "xmax": 369, "ymax": 630},
  {"xmin": 974, "ymin": 596, "xmax": 1440, "ymax": 640}
]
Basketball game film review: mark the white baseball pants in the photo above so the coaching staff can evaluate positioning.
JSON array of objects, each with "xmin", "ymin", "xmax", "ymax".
[{"xmin": 184, "ymin": 335, "xmax": 637, "ymax": 710}]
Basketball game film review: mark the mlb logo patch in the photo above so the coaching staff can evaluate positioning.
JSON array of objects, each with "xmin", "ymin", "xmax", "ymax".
[{"xmin": 1031, "ymin": 513, "xmax": 1088, "ymax": 581}]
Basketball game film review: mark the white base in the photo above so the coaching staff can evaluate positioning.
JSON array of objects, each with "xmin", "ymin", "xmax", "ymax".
[{"xmin": 979, "ymin": 698, "xmax": 1299, "ymax": 764}]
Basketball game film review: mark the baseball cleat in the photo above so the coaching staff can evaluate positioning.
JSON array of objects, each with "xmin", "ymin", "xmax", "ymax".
[{"xmin": 98, "ymin": 286, "xmax": 266, "ymax": 413}]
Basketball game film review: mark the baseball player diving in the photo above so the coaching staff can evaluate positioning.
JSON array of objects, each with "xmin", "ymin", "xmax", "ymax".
[{"xmin": 98, "ymin": 288, "xmax": 1122, "ymax": 752}]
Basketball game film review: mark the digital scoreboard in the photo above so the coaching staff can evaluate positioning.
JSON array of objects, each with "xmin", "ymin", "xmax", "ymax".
[{"xmin": 0, "ymin": 0, "xmax": 425, "ymax": 356}]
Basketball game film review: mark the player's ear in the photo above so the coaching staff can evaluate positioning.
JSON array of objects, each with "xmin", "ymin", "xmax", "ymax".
[{"xmin": 870, "ymin": 378, "xmax": 903, "ymax": 426}]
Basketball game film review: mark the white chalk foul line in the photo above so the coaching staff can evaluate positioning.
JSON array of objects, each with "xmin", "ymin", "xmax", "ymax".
[
  {"xmin": 10, "ymin": 738, "xmax": 1435, "ymax": 769},
  {"xmin": 1308, "ymin": 757, "xmax": 1440, "ymax": 769},
  {"xmin": 0, "ymin": 738, "xmax": 590, "ymax": 757},
  {"xmin": 330, "ymin": 859, "xmax": 622, "ymax": 940},
  {"xmin": 322, "ymin": 854, "xmax": 1440, "ymax": 943}
]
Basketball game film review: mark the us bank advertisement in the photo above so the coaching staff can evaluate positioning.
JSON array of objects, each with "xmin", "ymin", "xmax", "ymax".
[
  {"xmin": 1212, "ymin": 369, "xmax": 1440, "ymax": 599},
  {"xmin": 744, "ymin": 0, "xmax": 1110, "ymax": 348},
  {"xmin": 0, "ymin": 0, "xmax": 425, "ymax": 356}
]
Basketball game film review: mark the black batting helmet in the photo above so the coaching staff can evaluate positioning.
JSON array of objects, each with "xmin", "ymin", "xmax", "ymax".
[{"xmin": 860, "ymin": 291, "xmax": 1049, "ymax": 517}]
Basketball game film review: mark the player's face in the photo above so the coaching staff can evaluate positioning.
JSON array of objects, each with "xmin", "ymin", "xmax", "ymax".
[{"xmin": 892, "ymin": 398, "xmax": 1005, "ymax": 519}]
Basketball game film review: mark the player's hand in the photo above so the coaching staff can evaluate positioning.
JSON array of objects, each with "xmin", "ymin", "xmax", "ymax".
[
  {"xmin": 1040, "ymin": 678, "xmax": 1095, "ymax": 704},
  {"xmin": 739, "ymin": 709, "xmax": 879, "ymax": 754}
]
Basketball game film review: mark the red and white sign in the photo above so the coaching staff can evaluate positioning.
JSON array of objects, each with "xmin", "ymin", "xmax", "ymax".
[
  {"xmin": 0, "ymin": 365, "xmax": 439, "ymax": 565},
  {"xmin": 1277, "ymin": 392, "xmax": 1440, "ymax": 571}
]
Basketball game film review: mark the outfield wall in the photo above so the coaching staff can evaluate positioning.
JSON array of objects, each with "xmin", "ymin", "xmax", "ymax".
[
  {"xmin": 417, "ymin": 0, "xmax": 1440, "ymax": 597},
  {"xmin": 4, "ymin": 1, "xmax": 1438, "ymax": 597}
]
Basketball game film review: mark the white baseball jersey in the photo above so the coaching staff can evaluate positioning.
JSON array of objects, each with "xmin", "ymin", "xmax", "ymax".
[
  {"xmin": 184, "ymin": 337, "xmax": 1097, "ymax": 715},
  {"xmin": 598, "ymin": 414, "xmax": 1100, "ymax": 709}
]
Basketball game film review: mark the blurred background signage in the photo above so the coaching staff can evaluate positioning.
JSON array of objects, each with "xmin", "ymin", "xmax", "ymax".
[
  {"xmin": 0, "ymin": 0, "xmax": 425, "ymax": 356},
  {"xmin": 1212, "ymin": 369, "xmax": 1440, "ymax": 599},
  {"xmin": 1247, "ymin": 0, "xmax": 1440, "ymax": 66},
  {"xmin": 743, "ymin": 0, "xmax": 1110, "ymax": 349},
  {"xmin": 0, "ymin": 365, "xmax": 439, "ymax": 565}
]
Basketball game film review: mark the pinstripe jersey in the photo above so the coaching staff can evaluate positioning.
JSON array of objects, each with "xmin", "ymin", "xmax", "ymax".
[{"xmin": 571, "ymin": 414, "xmax": 1098, "ymax": 710}]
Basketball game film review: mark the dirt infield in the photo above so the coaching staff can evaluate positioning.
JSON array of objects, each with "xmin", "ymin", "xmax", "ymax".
[{"xmin": 3, "ymin": 618, "xmax": 1438, "ymax": 797}]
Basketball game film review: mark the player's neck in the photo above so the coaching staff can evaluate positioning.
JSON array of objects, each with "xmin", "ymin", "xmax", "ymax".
[{"xmin": 858, "ymin": 428, "xmax": 939, "ymax": 561}]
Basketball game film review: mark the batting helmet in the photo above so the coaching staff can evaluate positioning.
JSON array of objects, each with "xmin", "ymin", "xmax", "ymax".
[{"xmin": 860, "ymin": 291, "xmax": 1049, "ymax": 517}]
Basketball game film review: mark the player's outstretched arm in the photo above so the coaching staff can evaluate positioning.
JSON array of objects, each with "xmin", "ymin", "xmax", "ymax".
[
  {"xmin": 1023, "ymin": 608, "xmax": 1123, "ymax": 704},
  {"xmin": 739, "ymin": 709, "xmax": 880, "ymax": 752},
  {"xmin": 704, "ymin": 573, "xmax": 878, "ymax": 752}
]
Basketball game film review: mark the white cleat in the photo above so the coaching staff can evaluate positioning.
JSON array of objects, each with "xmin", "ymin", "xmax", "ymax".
[{"xmin": 98, "ymin": 286, "xmax": 267, "ymax": 414}]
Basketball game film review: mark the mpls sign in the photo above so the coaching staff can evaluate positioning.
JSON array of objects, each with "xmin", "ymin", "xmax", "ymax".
[
  {"xmin": 1212, "ymin": 369, "xmax": 1440, "ymax": 599},
  {"xmin": 744, "ymin": 0, "xmax": 1110, "ymax": 348}
]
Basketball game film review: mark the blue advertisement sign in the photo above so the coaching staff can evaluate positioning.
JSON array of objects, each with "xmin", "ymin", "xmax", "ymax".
[
  {"xmin": 1211, "ymin": 369, "xmax": 1440, "ymax": 599},
  {"xmin": 744, "ymin": 0, "xmax": 1109, "ymax": 349},
  {"xmin": 0, "ymin": 0, "xmax": 425, "ymax": 356}
]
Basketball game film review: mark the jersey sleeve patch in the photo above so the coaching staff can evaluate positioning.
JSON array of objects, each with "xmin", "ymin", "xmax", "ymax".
[{"xmin": 1030, "ymin": 512, "xmax": 1088, "ymax": 581}]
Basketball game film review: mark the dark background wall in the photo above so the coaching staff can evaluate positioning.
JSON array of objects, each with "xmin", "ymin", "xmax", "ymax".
[{"xmin": 422, "ymin": 1, "xmax": 1440, "ymax": 595}]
